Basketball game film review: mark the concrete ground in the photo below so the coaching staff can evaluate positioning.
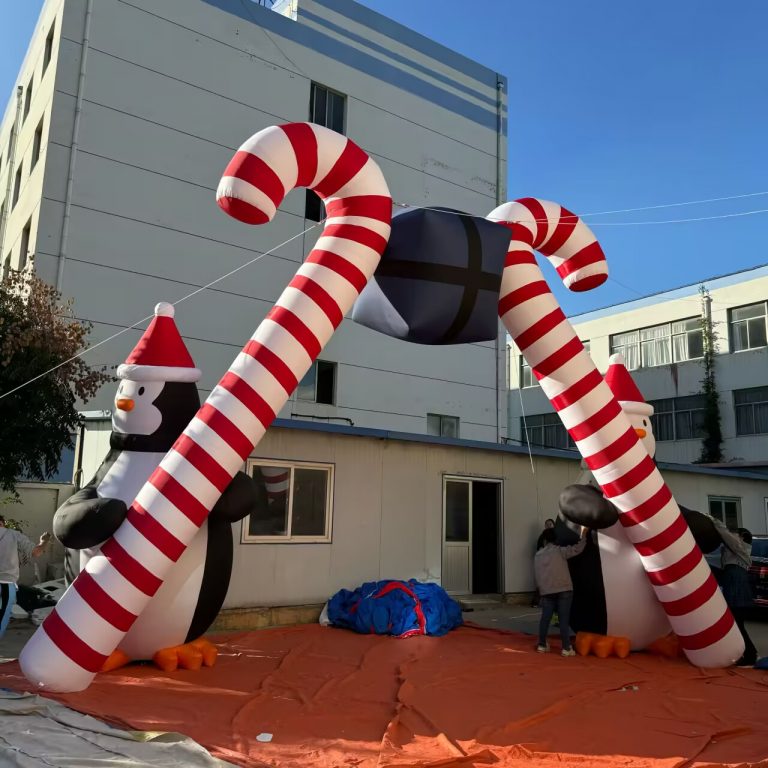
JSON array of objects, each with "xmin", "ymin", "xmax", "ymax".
[{"xmin": 2, "ymin": 603, "xmax": 766, "ymax": 666}]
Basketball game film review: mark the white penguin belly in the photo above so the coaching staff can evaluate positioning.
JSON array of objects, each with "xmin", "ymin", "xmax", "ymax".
[
  {"xmin": 598, "ymin": 522, "xmax": 672, "ymax": 649},
  {"xmin": 84, "ymin": 450, "xmax": 208, "ymax": 659}
]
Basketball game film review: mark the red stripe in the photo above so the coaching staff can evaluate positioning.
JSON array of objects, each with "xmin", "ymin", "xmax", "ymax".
[
  {"xmin": 280, "ymin": 123, "xmax": 317, "ymax": 188},
  {"xmin": 197, "ymin": 402, "xmax": 254, "ymax": 460},
  {"xmin": 550, "ymin": 368, "xmax": 603, "ymax": 412},
  {"xmin": 217, "ymin": 196, "xmax": 269, "ymax": 225},
  {"xmin": 539, "ymin": 206, "xmax": 578, "ymax": 256},
  {"xmin": 646, "ymin": 543, "xmax": 702, "ymax": 586},
  {"xmin": 267, "ymin": 306, "xmax": 321, "ymax": 360},
  {"xmin": 73, "ymin": 570, "xmax": 136, "ymax": 632},
  {"xmin": 496, "ymin": 221, "xmax": 534, "ymax": 248},
  {"xmin": 127, "ymin": 503, "xmax": 186, "ymax": 562},
  {"xmin": 306, "ymin": 249, "xmax": 368, "ymax": 293},
  {"xmin": 219, "ymin": 371, "xmax": 277, "ymax": 432},
  {"xmin": 322, "ymin": 223, "xmax": 388, "ymax": 255},
  {"xmin": 101, "ymin": 537, "xmax": 162, "ymax": 596},
  {"xmin": 42, "ymin": 611, "xmax": 107, "ymax": 673},
  {"xmin": 661, "ymin": 573, "xmax": 718, "ymax": 617},
  {"xmin": 584, "ymin": 427, "xmax": 640, "ymax": 471},
  {"xmin": 677, "ymin": 606, "xmax": 735, "ymax": 651},
  {"xmin": 532, "ymin": 335, "xmax": 583, "ymax": 378},
  {"xmin": 174, "ymin": 434, "xmax": 231, "ymax": 493},
  {"xmin": 568, "ymin": 398, "xmax": 622, "ymax": 442},
  {"xmin": 601, "ymin": 453, "xmax": 656, "ymax": 498},
  {"xmin": 222, "ymin": 151, "xmax": 285, "ymax": 208},
  {"xmin": 632, "ymin": 513, "xmax": 689, "ymax": 556},
  {"xmin": 243, "ymin": 340, "xmax": 298, "ymax": 394},
  {"xmin": 150, "ymin": 467, "xmax": 210, "ymax": 527},
  {"xmin": 621, "ymin": 484, "xmax": 673, "ymax": 527},
  {"xmin": 504, "ymin": 248, "xmax": 536, "ymax": 268},
  {"xmin": 313, "ymin": 139, "xmax": 369, "ymax": 199},
  {"xmin": 290, "ymin": 274, "xmax": 344, "ymax": 328},
  {"xmin": 515, "ymin": 198, "xmax": 548, "ymax": 248},
  {"xmin": 498, "ymin": 280, "xmax": 551, "ymax": 318},
  {"xmin": 325, "ymin": 195, "xmax": 392, "ymax": 222},
  {"xmin": 556, "ymin": 241, "xmax": 606, "ymax": 280},
  {"xmin": 514, "ymin": 307, "xmax": 566, "ymax": 351}
]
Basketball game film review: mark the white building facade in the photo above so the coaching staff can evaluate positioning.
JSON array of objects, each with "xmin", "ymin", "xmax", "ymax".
[
  {"xmin": 509, "ymin": 265, "xmax": 768, "ymax": 488},
  {"xmin": 0, "ymin": 0, "xmax": 508, "ymax": 446}
]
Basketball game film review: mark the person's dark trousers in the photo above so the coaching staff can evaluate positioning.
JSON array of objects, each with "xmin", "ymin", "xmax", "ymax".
[
  {"xmin": 733, "ymin": 607, "xmax": 758, "ymax": 663},
  {"xmin": 538, "ymin": 591, "xmax": 574, "ymax": 650}
]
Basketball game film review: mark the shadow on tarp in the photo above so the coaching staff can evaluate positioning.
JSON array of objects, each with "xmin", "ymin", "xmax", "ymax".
[{"xmin": 1, "ymin": 624, "xmax": 767, "ymax": 768}]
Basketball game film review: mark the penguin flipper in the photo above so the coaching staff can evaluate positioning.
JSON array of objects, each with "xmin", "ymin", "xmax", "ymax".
[
  {"xmin": 559, "ymin": 484, "xmax": 619, "ymax": 530},
  {"xmin": 53, "ymin": 487, "xmax": 128, "ymax": 549},
  {"xmin": 210, "ymin": 470, "xmax": 262, "ymax": 523},
  {"xmin": 679, "ymin": 505, "xmax": 722, "ymax": 554}
]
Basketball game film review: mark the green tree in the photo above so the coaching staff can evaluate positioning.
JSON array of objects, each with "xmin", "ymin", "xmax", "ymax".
[
  {"xmin": 697, "ymin": 286, "xmax": 723, "ymax": 464},
  {"xmin": 0, "ymin": 264, "xmax": 110, "ymax": 495}
]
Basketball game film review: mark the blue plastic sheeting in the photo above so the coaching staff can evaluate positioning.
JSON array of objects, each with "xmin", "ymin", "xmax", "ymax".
[{"xmin": 327, "ymin": 580, "xmax": 463, "ymax": 638}]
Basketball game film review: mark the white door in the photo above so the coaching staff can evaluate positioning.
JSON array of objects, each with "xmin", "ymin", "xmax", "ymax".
[{"xmin": 442, "ymin": 479, "xmax": 471, "ymax": 593}]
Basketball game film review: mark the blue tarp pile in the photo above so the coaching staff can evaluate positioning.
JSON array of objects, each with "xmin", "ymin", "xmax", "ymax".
[{"xmin": 327, "ymin": 579, "xmax": 463, "ymax": 638}]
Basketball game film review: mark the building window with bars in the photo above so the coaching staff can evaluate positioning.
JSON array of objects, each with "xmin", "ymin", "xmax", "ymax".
[
  {"xmin": 729, "ymin": 302, "xmax": 767, "ymax": 352},
  {"xmin": 519, "ymin": 340, "xmax": 589, "ymax": 388},
  {"xmin": 708, "ymin": 496, "xmax": 740, "ymax": 529},
  {"xmin": 12, "ymin": 163, "xmax": 22, "ymax": 208},
  {"xmin": 521, "ymin": 412, "xmax": 574, "ymax": 450},
  {"xmin": 243, "ymin": 460, "xmax": 333, "ymax": 541},
  {"xmin": 610, "ymin": 319, "xmax": 703, "ymax": 370},
  {"xmin": 43, "ymin": 24, "xmax": 55, "ymax": 73},
  {"xmin": 734, "ymin": 386, "xmax": 768, "ymax": 435},
  {"xmin": 19, "ymin": 218, "xmax": 31, "ymax": 271},
  {"xmin": 427, "ymin": 413, "xmax": 460, "ymax": 438},
  {"xmin": 305, "ymin": 83, "xmax": 346, "ymax": 222},
  {"xmin": 296, "ymin": 359, "xmax": 336, "ymax": 405},
  {"xmin": 31, "ymin": 118, "xmax": 43, "ymax": 169},
  {"xmin": 648, "ymin": 395, "xmax": 707, "ymax": 441},
  {"xmin": 23, "ymin": 78, "xmax": 33, "ymax": 121}
]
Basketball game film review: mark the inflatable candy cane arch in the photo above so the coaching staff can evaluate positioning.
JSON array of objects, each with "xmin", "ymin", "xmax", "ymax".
[
  {"xmin": 20, "ymin": 123, "xmax": 392, "ymax": 691},
  {"xmin": 492, "ymin": 198, "xmax": 744, "ymax": 667}
]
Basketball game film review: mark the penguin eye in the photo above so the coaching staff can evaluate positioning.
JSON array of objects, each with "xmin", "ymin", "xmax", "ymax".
[
  {"xmin": 643, "ymin": 420, "xmax": 647, "ymax": 426},
  {"xmin": 138, "ymin": 386, "xmax": 145, "ymax": 396}
]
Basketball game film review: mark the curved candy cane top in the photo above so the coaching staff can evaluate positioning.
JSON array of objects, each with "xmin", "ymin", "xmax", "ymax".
[
  {"xmin": 492, "ymin": 198, "xmax": 743, "ymax": 668},
  {"xmin": 492, "ymin": 198, "xmax": 608, "ymax": 293},
  {"xmin": 19, "ymin": 123, "xmax": 392, "ymax": 692}
]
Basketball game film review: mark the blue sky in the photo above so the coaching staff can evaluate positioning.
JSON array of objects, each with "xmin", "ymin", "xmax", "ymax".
[{"xmin": 3, "ymin": 1, "xmax": 768, "ymax": 316}]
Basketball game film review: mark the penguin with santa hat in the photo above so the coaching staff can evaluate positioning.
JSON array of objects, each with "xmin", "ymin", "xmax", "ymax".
[
  {"xmin": 557, "ymin": 353, "xmax": 721, "ymax": 655},
  {"xmin": 53, "ymin": 302, "xmax": 263, "ymax": 672}
]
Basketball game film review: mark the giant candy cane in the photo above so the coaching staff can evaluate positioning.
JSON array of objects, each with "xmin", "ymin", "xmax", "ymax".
[
  {"xmin": 493, "ymin": 198, "xmax": 744, "ymax": 667},
  {"xmin": 20, "ymin": 123, "xmax": 392, "ymax": 692}
]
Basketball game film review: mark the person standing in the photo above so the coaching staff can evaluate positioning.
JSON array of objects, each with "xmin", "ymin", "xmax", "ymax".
[
  {"xmin": 0, "ymin": 515, "xmax": 51, "ymax": 638},
  {"xmin": 534, "ymin": 527, "xmax": 587, "ymax": 656},
  {"xmin": 712, "ymin": 518, "xmax": 758, "ymax": 667},
  {"xmin": 531, "ymin": 518, "xmax": 556, "ymax": 608}
]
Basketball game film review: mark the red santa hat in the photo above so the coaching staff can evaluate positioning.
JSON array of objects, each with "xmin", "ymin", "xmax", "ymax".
[
  {"xmin": 604, "ymin": 353, "xmax": 653, "ymax": 417},
  {"xmin": 117, "ymin": 302, "xmax": 201, "ymax": 383}
]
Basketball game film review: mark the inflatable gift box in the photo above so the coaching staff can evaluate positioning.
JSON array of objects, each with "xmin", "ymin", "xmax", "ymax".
[{"xmin": 351, "ymin": 206, "xmax": 512, "ymax": 344}]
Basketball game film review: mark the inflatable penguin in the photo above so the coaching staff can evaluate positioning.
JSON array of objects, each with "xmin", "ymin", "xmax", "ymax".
[
  {"xmin": 558, "ymin": 354, "xmax": 721, "ymax": 653},
  {"xmin": 53, "ymin": 302, "xmax": 262, "ymax": 672}
]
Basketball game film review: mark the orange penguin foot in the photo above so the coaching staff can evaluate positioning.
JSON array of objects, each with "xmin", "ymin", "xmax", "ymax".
[
  {"xmin": 152, "ymin": 638, "xmax": 218, "ymax": 673},
  {"xmin": 574, "ymin": 631, "xmax": 631, "ymax": 659},
  {"xmin": 646, "ymin": 632, "xmax": 682, "ymax": 659},
  {"xmin": 100, "ymin": 649, "xmax": 132, "ymax": 673}
]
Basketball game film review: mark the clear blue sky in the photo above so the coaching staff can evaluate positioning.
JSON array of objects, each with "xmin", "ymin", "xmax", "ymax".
[{"xmin": 3, "ymin": 1, "xmax": 768, "ymax": 316}]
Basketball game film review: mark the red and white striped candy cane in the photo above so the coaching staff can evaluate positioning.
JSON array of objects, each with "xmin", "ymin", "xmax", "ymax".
[
  {"xmin": 493, "ymin": 197, "xmax": 743, "ymax": 667},
  {"xmin": 20, "ymin": 123, "xmax": 392, "ymax": 692}
]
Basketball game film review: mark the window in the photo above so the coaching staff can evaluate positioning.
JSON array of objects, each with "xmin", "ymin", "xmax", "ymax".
[
  {"xmin": 522, "ymin": 412, "xmax": 574, "ymax": 450},
  {"xmin": 427, "ymin": 413, "xmax": 460, "ymax": 438},
  {"xmin": 31, "ymin": 119, "xmax": 43, "ymax": 169},
  {"xmin": 519, "ymin": 341, "xmax": 588, "ymax": 389},
  {"xmin": 734, "ymin": 386, "xmax": 768, "ymax": 436},
  {"xmin": 648, "ymin": 395, "xmax": 706, "ymax": 441},
  {"xmin": 297, "ymin": 359, "xmax": 336, "ymax": 404},
  {"xmin": 23, "ymin": 79, "xmax": 33, "ymax": 121},
  {"xmin": 2, "ymin": 254, "xmax": 10, "ymax": 282},
  {"xmin": 19, "ymin": 218, "xmax": 31, "ymax": 270},
  {"xmin": 709, "ymin": 496, "xmax": 740, "ymax": 530},
  {"xmin": 43, "ymin": 24, "xmax": 55, "ymax": 73},
  {"xmin": 305, "ymin": 83, "xmax": 346, "ymax": 222},
  {"xmin": 243, "ymin": 460, "xmax": 333, "ymax": 541},
  {"xmin": 610, "ymin": 319, "xmax": 703, "ymax": 370},
  {"xmin": 730, "ymin": 302, "xmax": 767, "ymax": 352},
  {"xmin": 12, "ymin": 163, "xmax": 22, "ymax": 208}
]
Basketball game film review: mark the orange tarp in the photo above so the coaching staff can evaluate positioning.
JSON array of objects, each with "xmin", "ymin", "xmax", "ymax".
[{"xmin": 1, "ymin": 624, "xmax": 767, "ymax": 767}]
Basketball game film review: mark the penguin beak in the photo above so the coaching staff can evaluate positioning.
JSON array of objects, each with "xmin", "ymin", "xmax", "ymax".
[
  {"xmin": 635, "ymin": 428, "xmax": 647, "ymax": 439},
  {"xmin": 117, "ymin": 398, "xmax": 135, "ymax": 412}
]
